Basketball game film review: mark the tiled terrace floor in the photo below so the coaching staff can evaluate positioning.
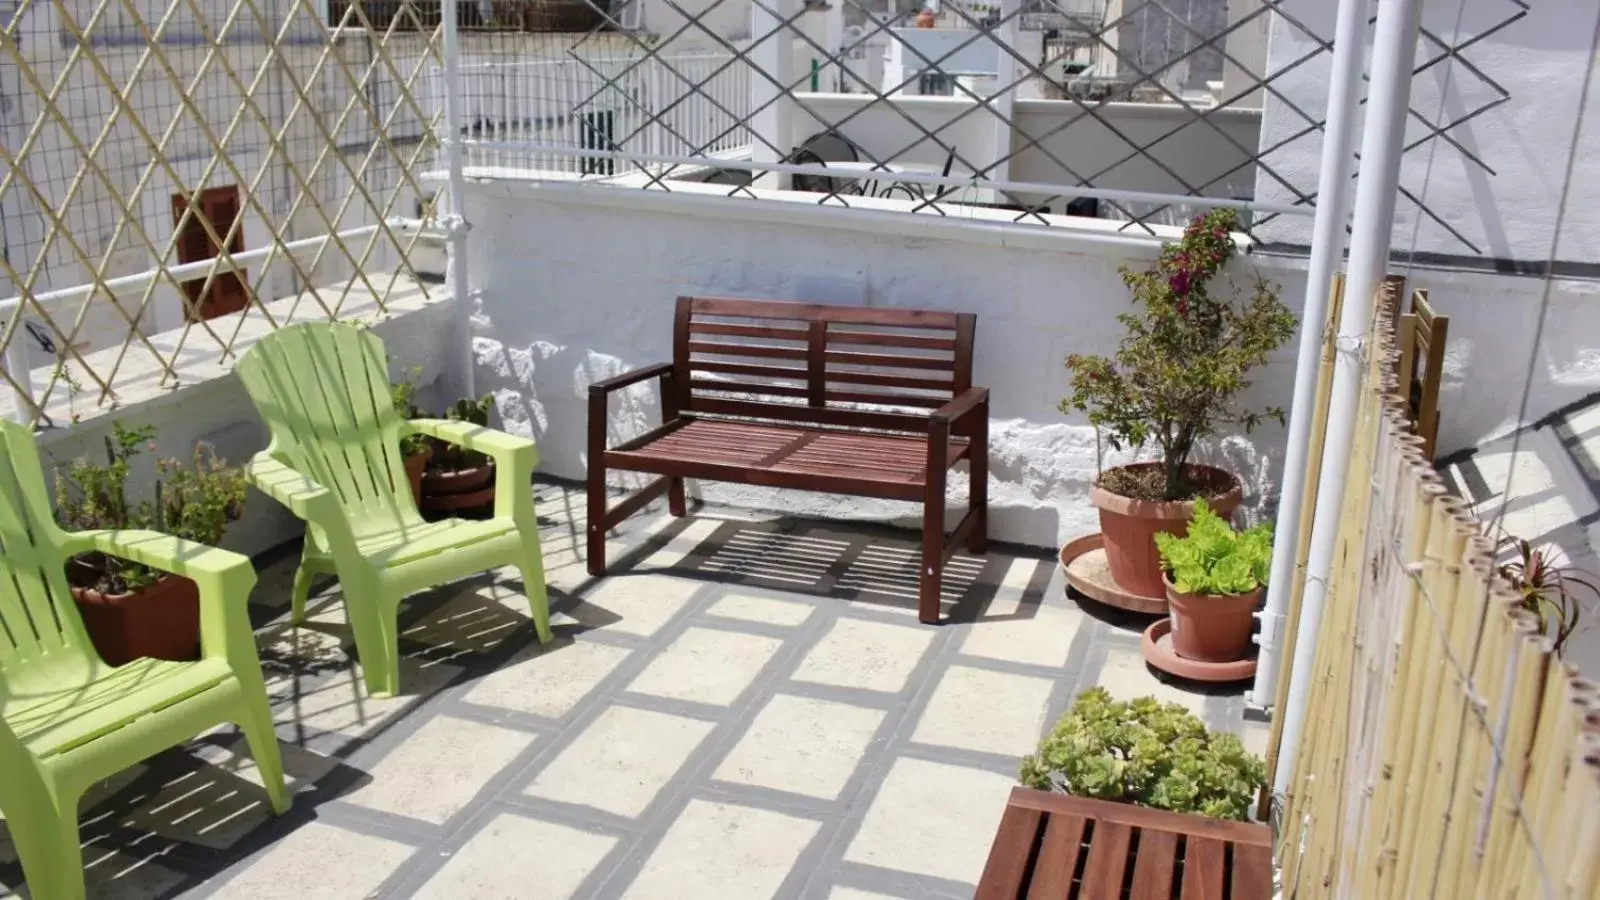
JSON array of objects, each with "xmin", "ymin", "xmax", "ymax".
[{"xmin": 1, "ymin": 483, "xmax": 1267, "ymax": 899}]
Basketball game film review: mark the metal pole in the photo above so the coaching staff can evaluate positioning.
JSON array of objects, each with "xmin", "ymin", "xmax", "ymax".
[
  {"xmin": 1273, "ymin": 0, "xmax": 1424, "ymax": 797},
  {"xmin": 1248, "ymin": 0, "xmax": 1371, "ymax": 709},
  {"xmin": 439, "ymin": 0, "xmax": 476, "ymax": 399}
]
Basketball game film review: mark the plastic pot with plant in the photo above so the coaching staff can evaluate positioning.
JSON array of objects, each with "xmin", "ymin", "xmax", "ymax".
[
  {"xmin": 1062, "ymin": 209, "xmax": 1296, "ymax": 601},
  {"xmin": 420, "ymin": 394, "xmax": 498, "ymax": 518},
  {"xmin": 390, "ymin": 366, "xmax": 432, "ymax": 503},
  {"xmin": 1152, "ymin": 499, "xmax": 1271, "ymax": 663},
  {"xmin": 1019, "ymin": 687, "xmax": 1266, "ymax": 822},
  {"xmin": 54, "ymin": 423, "xmax": 248, "ymax": 665}
]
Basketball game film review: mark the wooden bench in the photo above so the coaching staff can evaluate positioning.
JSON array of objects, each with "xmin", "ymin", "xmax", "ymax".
[
  {"xmin": 586, "ymin": 296, "xmax": 989, "ymax": 624},
  {"xmin": 976, "ymin": 788, "xmax": 1273, "ymax": 899}
]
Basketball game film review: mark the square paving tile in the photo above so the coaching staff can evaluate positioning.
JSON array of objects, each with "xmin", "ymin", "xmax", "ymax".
[
  {"xmin": 705, "ymin": 592, "xmax": 815, "ymax": 627},
  {"xmin": 463, "ymin": 639, "xmax": 632, "ymax": 719},
  {"xmin": 713, "ymin": 695, "xmax": 886, "ymax": 799},
  {"xmin": 960, "ymin": 601, "xmax": 1083, "ymax": 669},
  {"xmin": 844, "ymin": 757, "xmax": 1014, "ymax": 886},
  {"xmin": 910, "ymin": 665, "xmax": 1056, "ymax": 757},
  {"xmin": 570, "ymin": 574, "xmax": 701, "ymax": 637},
  {"xmin": 626, "ymin": 627, "xmax": 784, "ymax": 706},
  {"xmin": 622, "ymin": 800, "xmax": 821, "ymax": 899},
  {"xmin": 343, "ymin": 716, "xmax": 535, "ymax": 825},
  {"xmin": 1097, "ymin": 645, "xmax": 1207, "ymax": 716},
  {"xmin": 208, "ymin": 823, "xmax": 414, "ymax": 898},
  {"xmin": 524, "ymin": 706, "xmax": 715, "ymax": 818},
  {"xmin": 412, "ymin": 813, "xmax": 617, "ymax": 899},
  {"xmin": 790, "ymin": 618, "xmax": 935, "ymax": 693}
]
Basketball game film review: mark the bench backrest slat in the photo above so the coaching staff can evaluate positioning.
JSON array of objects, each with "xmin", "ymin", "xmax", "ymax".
[{"xmin": 674, "ymin": 296, "xmax": 976, "ymax": 432}]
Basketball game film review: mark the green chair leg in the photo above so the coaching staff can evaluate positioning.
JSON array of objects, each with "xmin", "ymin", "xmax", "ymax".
[
  {"xmin": 517, "ymin": 538, "xmax": 552, "ymax": 645},
  {"xmin": 237, "ymin": 693, "xmax": 290, "ymax": 814},
  {"xmin": 11, "ymin": 804, "xmax": 86, "ymax": 900},
  {"xmin": 290, "ymin": 559, "xmax": 317, "ymax": 625}
]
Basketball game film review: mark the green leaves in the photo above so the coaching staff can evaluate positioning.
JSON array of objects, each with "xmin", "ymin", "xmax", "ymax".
[
  {"xmin": 1153, "ymin": 499, "xmax": 1272, "ymax": 596},
  {"xmin": 1062, "ymin": 209, "xmax": 1298, "ymax": 500},
  {"xmin": 1019, "ymin": 687, "xmax": 1267, "ymax": 821},
  {"xmin": 54, "ymin": 424, "xmax": 248, "ymax": 594}
]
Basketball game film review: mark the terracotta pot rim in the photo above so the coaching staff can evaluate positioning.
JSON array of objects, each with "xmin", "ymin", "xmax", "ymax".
[
  {"xmin": 422, "ymin": 460, "xmax": 495, "ymax": 484},
  {"xmin": 1089, "ymin": 463, "xmax": 1242, "ymax": 520},
  {"xmin": 70, "ymin": 573, "xmax": 189, "ymax": 606},
  {"xmin": 1161, "ymin": 573, "xmax": 1264, "ymax": 604}
]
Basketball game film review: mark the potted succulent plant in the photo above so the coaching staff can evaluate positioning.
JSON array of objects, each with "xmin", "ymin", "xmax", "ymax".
[
  {"xmin": 54, "ymin": 423, "xmax": 248, "ymax": 665},
  {"xmin": 391, "ymin": 367, "xmax": 431, "ymax": 503},
  {"xmin": 420, "ymin": 394, "xmax": 497, "ymax": 519},
  {"xmin": 1062, "ymin": 209, "xmax": 1296, "ymax": 600},
  {"xmin": 1154, "ymin": 499, "xmax": 1271, "ymax": 662},
  {"xmin": 1020, "ymin": 687, "xmax": 1266, "ymax": 821}
]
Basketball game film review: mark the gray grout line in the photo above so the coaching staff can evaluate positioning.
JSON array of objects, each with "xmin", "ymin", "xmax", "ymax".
[
  {"xmin": 894, "ymin": 741, "xmax": 1029, "ymax": 779},
  {"xmin": 828, "ymin": 860, "xmax": 982, "ymax": 900}
]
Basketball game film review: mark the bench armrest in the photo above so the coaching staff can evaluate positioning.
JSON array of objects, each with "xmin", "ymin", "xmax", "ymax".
[
  {"xmin": 590, "ymin": 362, "xmax": 673, "ymax": 395},
  {"xmin": 931, "ymin": 387, "xmax": 989, "ymax": 426},
  {"xmin": 245, "ymin": 452, "xmax": 336, "ymax": 520}
]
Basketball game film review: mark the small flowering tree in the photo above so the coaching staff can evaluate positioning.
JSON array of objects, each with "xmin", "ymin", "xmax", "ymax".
[{"xmin": 1061, "ymin": 210, "xmax": 1297, "ymax": 501}]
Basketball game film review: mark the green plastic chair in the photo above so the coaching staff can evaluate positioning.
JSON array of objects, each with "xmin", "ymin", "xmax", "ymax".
[
  {"xmin": 236, "ymin": 322, "xmax": 551, "ymax": 698},
  {"xmin": 0, "ymin": 419, "xmax": 288, "ymax": 900}
]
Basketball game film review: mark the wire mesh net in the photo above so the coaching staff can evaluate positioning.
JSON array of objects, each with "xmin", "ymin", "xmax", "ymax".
[{"xmin": 0, "ymin": 0, "xmax": 447, "ymax": 425}]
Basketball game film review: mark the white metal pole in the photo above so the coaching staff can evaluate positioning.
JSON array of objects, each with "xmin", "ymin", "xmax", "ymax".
[
  {"xmin": 751, "ymin": 0, "xmax": 798, "ymax": 189},
  {"xmin": 1273, "ymin": 0, "xmax": 1424, "ymax": 797},
  {"xmin": 988, "ymin": 0, "xmax": 1020, "ymax": 184},
  {"xmin": 1248, "ymin": 0, "xmax": 1371, "ymax": 709},
  {"xmin": 439, "ymin": 0, "xmax": 476, "ymax": 399}
]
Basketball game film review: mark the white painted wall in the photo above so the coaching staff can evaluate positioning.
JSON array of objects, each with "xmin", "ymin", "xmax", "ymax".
[
  {"xmin": 1255, "ymin": 0, "xmax": 1600, "ymax": 265},
  {"xmin": 462, "ymin": 179, "xmax": 1304, "ymax": 548}
]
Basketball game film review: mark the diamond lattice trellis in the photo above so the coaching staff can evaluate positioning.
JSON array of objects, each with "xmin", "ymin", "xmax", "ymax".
[{"xmin": 0, "ymin": 0, "xmax": 446, "ymax": 424}]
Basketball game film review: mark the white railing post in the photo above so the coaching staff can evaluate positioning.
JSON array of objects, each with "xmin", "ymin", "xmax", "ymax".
[
  {"xmin": 2, "ymin": 305, "xmax": 39, "ymax": 424},
  {"xmin": 439, "ymin": 0, "xmax": 476, "ymax": 398},
  {"xmin": 988, "ymin": 0, "xmax": 1020, "ymax": 183},
  {"xmin": 751, "ymin": 0, "xmax": 797, "ymax": 189},
  {"xmin": 1249, "ymin": 0, "xmax": 1371, "ymax": 711},
  {"xmin": 1273, "ymin": 0, "xmax": 1425, "ymax": 798}
]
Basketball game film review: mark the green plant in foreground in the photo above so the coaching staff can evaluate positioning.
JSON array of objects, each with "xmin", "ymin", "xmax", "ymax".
[
  {"xmin": 1020, "ymin": 687, "xmax": 1265, "ymax": 821},
  {"xmin": 1154, "ymin": 498, "xmax": 1272, "ymax": 595},
  {"xmin": 1061, "ymin": 209, "xmax": 1297, "ymax": 501},
  {"xmin": 54, "ymin": 422, "xmax": 247, "ymax": 593}
]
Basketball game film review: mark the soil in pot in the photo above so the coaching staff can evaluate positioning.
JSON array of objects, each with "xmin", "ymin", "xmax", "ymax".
[
  {"xmin": 1164, "ymin": 576, "xmax": 1260, "ymax": 663},
  {"xmin": 69, "ymin": 569, "xmax": 202, "ymax": 666},
  {"xmin": 1090, "ymin": 462, "xmax": 1242, "ymax": 600},
  {"xmin": 421, "ymin": 460, "xmax": 496, "ymax": 519}
]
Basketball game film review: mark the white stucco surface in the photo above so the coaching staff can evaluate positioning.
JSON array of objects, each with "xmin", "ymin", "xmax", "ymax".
[
  {"xmin": 1255, "ymin": 0, "xmax": 1600, "ymax": 265},
  {"xmin": 463, "ymin": 180, "xmax": 1305, "ymax": 548}
]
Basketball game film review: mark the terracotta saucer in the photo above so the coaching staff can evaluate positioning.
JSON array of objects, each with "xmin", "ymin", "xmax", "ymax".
[
  {"xmin": 1140, "ymin": 618, "xmax": 1258, "ymax": 683},
  {"xmin": 1059, "ymin": 533, "xmax": 1168, "ymax": 614}
]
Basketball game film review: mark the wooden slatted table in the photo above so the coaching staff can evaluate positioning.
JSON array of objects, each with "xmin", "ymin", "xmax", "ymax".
[{"xmin": 976, "ymin": 788, "xmax": 1273, "ymax": 899}]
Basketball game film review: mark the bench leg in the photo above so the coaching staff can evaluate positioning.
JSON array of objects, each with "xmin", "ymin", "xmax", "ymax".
[
  {"xmin": 920, "ymin": 461, "xmax": 947, "ymax": 625},
  {"xmin": 668, "ymin": 477, "xmax": 686, "ymax": 517},
  {"xmin": 587, "ymin": 457, "xmax": 608, "ymax": 576},
  {"xmin": 968, "ymin": 412, "xmax": 988, "ymax": 554}
]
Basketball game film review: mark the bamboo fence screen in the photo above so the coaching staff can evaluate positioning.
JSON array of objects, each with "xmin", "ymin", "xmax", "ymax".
[{"xmin": 1273, "ymin": 284, "xmax": 1600, "ymax": 899}]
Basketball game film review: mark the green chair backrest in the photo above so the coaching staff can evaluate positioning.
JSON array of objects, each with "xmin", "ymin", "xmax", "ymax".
[
  {"xmin": 235, "ymin": 322, "xmax": 421, "ymax": 538},
  {"xmin": 0, "ymin": 419, "xmax": 98, "ymax": 690}
]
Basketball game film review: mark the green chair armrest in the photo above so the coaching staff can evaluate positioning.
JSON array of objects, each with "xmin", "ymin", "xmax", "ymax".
[
  {"xmin": 245, "ymin": 452, "xmax": 335, "ymax": 519},
  {"xmin": 65, "ymin": 529, "xmax": 260, "ymax": 662},
  {"xmin": 405, "ymin": 419, "xmax": 539, "ymax": 469},
  {"xmin": 64, "ymin": 529, "xmax": 256, "ymax": 585}
]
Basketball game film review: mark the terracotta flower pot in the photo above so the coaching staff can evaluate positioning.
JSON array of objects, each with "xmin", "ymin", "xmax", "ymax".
[
  {"xmin": 1089, "ymin": 462, "xmax": 1242, "ymax": 600},
  {"xmin": 403, "ymin": 447, "xmax": 431, "ymax": 505},
  {"xmin": 71, "ymin": 575, "xmax": 202, "ymax": 667},
  {"xmin": 420, "ymin": 461, "xmax": 497, "ymax": 518},
  {"xmin": 1163, "ymin": 575, "xmax": 1261, "ymax": 663}
]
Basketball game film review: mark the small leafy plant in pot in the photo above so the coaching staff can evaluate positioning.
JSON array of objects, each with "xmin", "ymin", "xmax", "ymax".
[
  {"xmin": 54, "ymin": 423, "xmax": 248, "ymax": 665},
  {"xmin": 1019, "ymin": 687, "xmax": 1266, "ymax": 821},
  {"xmin": 1153, "ymin": 499, "xmax": 1271, "ymax": 662},
  {"xmin": 1062, "ymin": 209, "xmax": 1296, "ymax": 600},
  {"xmin": 420, "ymin": 394, "xmax": 497, "ymax": 519}
]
